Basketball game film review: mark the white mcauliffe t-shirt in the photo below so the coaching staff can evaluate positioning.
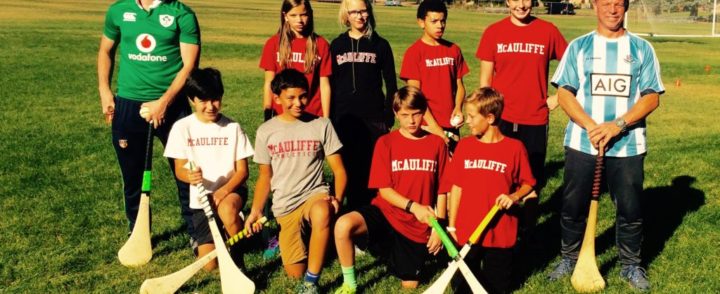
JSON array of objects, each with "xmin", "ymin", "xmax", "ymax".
[{"xmin": 164, "ymin": 114, "xmax": 254, "ymax": 209}]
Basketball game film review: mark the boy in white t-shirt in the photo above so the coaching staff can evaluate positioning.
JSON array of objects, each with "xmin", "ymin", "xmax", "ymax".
[{"xmin": 164, "ymin": 68, "xmax": 255, "ymax": 270}]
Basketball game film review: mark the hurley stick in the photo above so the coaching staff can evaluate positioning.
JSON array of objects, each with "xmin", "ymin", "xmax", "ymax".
[
  {"xmin": 118, "ymin": 123, "xmax": 154, "ymax": 267},
  {"xmin": 424, "ymin": 205, "xmax": 500, "ymax": 294},
  {"xmin": 426, "ymin": 217, "xmax": 488, "ymax": 294},
  {"xmin": 570, "ymin": 152, "xmax": 606, "ymax": 292},
  {"xmin": 139, "ymin": 217, "xmax": 267, "ymax": 294}
]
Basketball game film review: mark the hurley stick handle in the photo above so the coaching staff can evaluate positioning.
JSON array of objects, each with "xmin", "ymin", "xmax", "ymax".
[
  {"xmin": 467, "ymin": 205, "xmax": 501, "ymax": 245},
  {"xmin": 429, "ymin": 216, "xmax": 459, "ymax": 258},
  {"xmin": 226, "ymin": 216, "xmax": 268, "ymax": 246}
]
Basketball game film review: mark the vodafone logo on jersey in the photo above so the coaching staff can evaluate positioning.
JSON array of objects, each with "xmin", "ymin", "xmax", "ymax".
[
  {"xmin": 129, "ymin": 33, "xmax": 168, "ymax": 62},
  {"xmin": 136, "ymin": 34, "xmax": 156, "ymax": 53}
]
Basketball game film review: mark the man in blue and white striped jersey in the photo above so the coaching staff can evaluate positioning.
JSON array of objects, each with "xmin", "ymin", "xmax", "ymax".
[{"xmin": 546, "ymin": 0, "xmax": 664, "ymax": 291}]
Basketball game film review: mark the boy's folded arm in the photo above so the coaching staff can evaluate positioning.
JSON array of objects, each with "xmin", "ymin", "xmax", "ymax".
[
  {"xmin": 378, "ymin": 187, "xmax": 435, "ymax": 223},
  {"xmin": 217, "ymin": 158, "xmax": 250, "ymax": 195}
]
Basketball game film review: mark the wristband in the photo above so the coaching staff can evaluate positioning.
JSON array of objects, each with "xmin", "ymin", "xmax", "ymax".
[
  {"xmin": 446, "ymin": 226, "xmax": 457, "ymax": 232},
  {"xmin": 405, "ymin": 200, "xmax": 414, "ymax": 213}
]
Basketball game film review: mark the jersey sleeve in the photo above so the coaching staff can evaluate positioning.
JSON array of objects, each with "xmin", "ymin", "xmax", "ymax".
[
  {"xmin": 455, "ymin": 46, "xmax": 470, "ymax": 78},
  {"xmin": 475, "ymin": 27, "xmax": 495, "ymax": 62},
  {"xmin": 103, "ymin": 7, "xmax": 120, "ymax": 41},
  {"xmin": 177, "ymin": 10, "xmax": 200, "ymax": 45},
  {"xmin": 515, "ymin": 143, "xmax": 536, "ymax": 188},
  {"xmin": 368, "ymin": 137, "xmax": 392, "ymax": 189},
  {"xmin": 399, "ymin": 44, "xmax": 420, "ymax": 81},
  {"xmin": 235, "ymin": 125, "xmax": 255, "ymax": 161},
  {"xmin": 550, "ymin": 40, "xmax": 580, "ymax": 92},
  {"xmin": 163, "ymin": 122, "xmax": 188, "ymax": 160},
  {"xmin": 317, "ymin": 36, "xmax": 332, "ymax": 77},
  {"xmin": 322, "ymin": 119, "xmax": 343, "ymax": 156},
  {"xmin": 638, "ymin": 41, "xmax": 665, "ymax": 96},
  {"xmin": 259, "ymin": 36, "xmax": 278, "ymax": 72},
  {"xmin": 550, "ymin": 25, "xmax": 568, "ymax": 61},
  {"xmin": 253, "ymin": 126, "xmax": 271, "ymax": 165}
]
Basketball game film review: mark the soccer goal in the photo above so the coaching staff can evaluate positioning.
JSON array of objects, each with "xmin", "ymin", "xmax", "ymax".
[{"xmin": 625, "ymin": 0, "xmax": 719, "ymax": 37}]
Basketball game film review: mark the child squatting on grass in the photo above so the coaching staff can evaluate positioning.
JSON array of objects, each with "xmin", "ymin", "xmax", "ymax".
[
  {"xmin": 400, "ymin": 0, "xmax": 469, "ymax": 150},
  {"xmin": 245, "ymin": 69, "xmax": 347, "ymax": 294},
  {"xmin": 333, "ymin": 86, "xmax": 449, "ymax": 294},
  {"xmin": 164, "ymin": 68, "xmax": 255, "ymax": 271},
  {"xmin": 442, "ymin": 87, "xmax": 535, "ymax": 294}
]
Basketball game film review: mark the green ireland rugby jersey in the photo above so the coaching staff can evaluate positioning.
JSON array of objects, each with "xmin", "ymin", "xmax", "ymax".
[{"xmin": 104, "ymin": 0, "xmax": 200, "ymax": 101}]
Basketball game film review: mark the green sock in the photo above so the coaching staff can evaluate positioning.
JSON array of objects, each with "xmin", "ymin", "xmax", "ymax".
[{"xmin": 341, "ymin": 266, "xmax": 357, "ymax": 289}]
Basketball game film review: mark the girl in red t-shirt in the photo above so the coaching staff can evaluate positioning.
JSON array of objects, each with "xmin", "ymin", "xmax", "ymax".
[
  {"xmin": 259, "ymin": 0, "xmax": 332, "ymax": 119},
  {"xmin": 444, "ymin": 88, "xmax": 535, "ymax": 294}
]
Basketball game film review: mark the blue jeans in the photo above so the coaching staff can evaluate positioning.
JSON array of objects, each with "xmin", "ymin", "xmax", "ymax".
[
  {"xmin": 560, "ymin": 147, "xmax": 644, "ymax": 265},
  {"xmin": 111, "ymin": 96, "xmax": 193, "ymax": 238}
]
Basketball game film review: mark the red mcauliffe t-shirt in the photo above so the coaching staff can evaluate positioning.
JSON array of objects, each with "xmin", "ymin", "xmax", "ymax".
[
  {"xmin": 400, "ymin": 39, "xmax": 469, "ymax": 128},
  {"xmin": 476, "ymin": 17, "xmax": 567, "ymax": 125},
  {"xmin": 369, "ymin": 130, "xmax": 449, "ymax": 243},
  {"xmin": 259, "ymin": 34, "xmax": 332, "ymax": 117},
  {"xmin": 441, "ymin": 136, "xmax": 535, "ymax": 248}
]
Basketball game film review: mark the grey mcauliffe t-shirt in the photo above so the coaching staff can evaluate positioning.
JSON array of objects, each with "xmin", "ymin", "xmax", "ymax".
[{"xmin": 253, "ymin": 114, "xmax": 343, "ymax": 217}]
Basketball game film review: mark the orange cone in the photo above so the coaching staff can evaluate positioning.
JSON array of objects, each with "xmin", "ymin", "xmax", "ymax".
[
  {"xmin": 705, "ymin": 64, "xmax": 711, "ymax": 74},
  {"xmin": 675, "ymin": 79, "xmax": 682, "ymax": 87}
]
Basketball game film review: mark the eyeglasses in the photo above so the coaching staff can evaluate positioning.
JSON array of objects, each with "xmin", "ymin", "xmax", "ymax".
[{"xmin": 348, "ymin": 10, "xmax": 369, "ymax": 17}]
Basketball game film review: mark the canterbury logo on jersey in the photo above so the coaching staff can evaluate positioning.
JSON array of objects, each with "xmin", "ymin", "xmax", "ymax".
[
  {"xmin": 391, "ymin": 159, "xmax": 437, "ymax": 172},
  {"xmin": 496, "ymin": 42, "xmax": 545, "ymax": 55},
  {"xmin": 336, "ymin": 52, "xmax": 377, "ymax": 65},
  {"xmin": 129, "ymin": 34, "xmax": 168, "ymax": 62},
  {"xmin": 425, "ymin": 57, "xmax": 455, "ymax": 67},
  {"xmin": 123, "ymin": 12, "xmax": 136, "ymax": 22},
  {"xmin": 463, "ymin": 159, "xmax": 507, "ymax": 173},
  {"xmin": 591, "ymin": 74, "xmax": 631, "ymax": 97}
]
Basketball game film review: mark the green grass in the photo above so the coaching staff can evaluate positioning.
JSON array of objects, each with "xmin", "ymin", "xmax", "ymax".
[{"xmin": 1, "ymin": 0, "xmax": 719, "ymax": 293}]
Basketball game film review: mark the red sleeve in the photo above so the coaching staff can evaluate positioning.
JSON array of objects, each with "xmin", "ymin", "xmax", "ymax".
[
  {"xmin": 551, "ymin": 25, "xmax": 568, "ymax": 61},
  {"xmin": 475, "ymin": 24, "xmax": 496, "ymax": 61},
  {"xmin": 399, "ymin": 43, "xmax": 420, "ymax": 81},
  {"xmin": 436, "ymin": 139, "xmax": 450, "ymax": 193},
  {"xmin": 455, "ymin": 45, "xmax": 470, "ymax": 78},
  {"xmin": 259, "ymin": 35, "xmax": 278, "ymax": 72},
  {"xmin": 368, "ymin": 136, "xmax": 392, "ymax": 189},
  {"xmin": 516, "ymin": 143, "xmax": 536, "ymax": 188},
  {"xmin": 439, "ymin": 139, "xmax": 463, "ymax": 193},
  {"xmin": 317, "ymin": 36, "xmax": 332, "ymax": 77}
]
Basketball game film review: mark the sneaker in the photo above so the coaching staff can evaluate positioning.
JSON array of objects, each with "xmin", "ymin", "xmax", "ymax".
[
  {"xmin": 547, "ymin": 258, "xmax": 576, "ymax": 281},
  {"xmin": 189, "ymin": 237, "xmax": 199, "ymax": 257},
  {"xmin": 263, "ymin": 235, "xmax": 280, "ymax": 260},
  {"xmin": 354, "ymin": 245, "xmax": 367, "ymax": 256},
  {"xmin": 620, "ymin": 265, "xmax": 650, "ymax": 292},
  {"xmin": 296, "ymin": 282, "xmax": 319, "ymax": 294},
  {"xmin": 334, "ymin": 283, "xmax": 357, "ymax": 294}
]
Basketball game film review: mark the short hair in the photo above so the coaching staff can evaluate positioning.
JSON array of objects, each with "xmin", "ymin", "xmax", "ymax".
[
  {"xmin": 271, "ymin": 69, "xmax": 309, "ymax": 95},
  {"xmin": 417, "ymin": 0, "xmax": 447, "ymax": 19},
  {"xmin": 185, "ymin": 67, "xmax": 224, "ymax": 100},
  {"xmin": 465, "ymin": 87, "xmax": 504, "ymax": 125},
  {"xmin": 392, "ymin": 86, "xmax": 428, "ymax": 112}
]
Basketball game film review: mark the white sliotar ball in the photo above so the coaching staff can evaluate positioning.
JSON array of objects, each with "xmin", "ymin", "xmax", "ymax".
[
  {"xmin": 450, "ymin": 114, "xmax": 463, "ymax": 127},
  {"xmin": 139, "ymin": 107, "xmax": 150, "ymax": 119}
]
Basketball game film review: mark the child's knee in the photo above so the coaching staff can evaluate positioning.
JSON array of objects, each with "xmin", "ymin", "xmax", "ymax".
[
  {"xmin": 334, "ymin": 215, "xmax": 354, "ymax": 236},
  {"xmin": 400, "ymin": 280, "xmax": 419, "ymax": 289},
  {"xmin": 309, "ymin": 199, "xmax": 332, "ymax": 227}
]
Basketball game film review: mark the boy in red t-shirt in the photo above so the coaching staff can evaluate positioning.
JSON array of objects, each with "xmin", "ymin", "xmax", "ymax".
[
  {"xmin": 333, "ymin": 86, "xmax": 448, "ymax": 293},
  {"xmin": 443, "ymin": 87, "xmax": 535, "ymax": 294},
  {"xmin": 400, "ymin": 0, "xmax": 468, "ymax": 148}
]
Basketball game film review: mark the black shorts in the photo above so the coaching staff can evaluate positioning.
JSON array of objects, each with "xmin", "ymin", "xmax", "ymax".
[
  {"xmin": 190, "ymin": 187, "xmax": 247, "ymax": 245},
  {"xmin": 498, "ymin": 119, "xmax": 548, "ymax": 189},
  {"xmin": 356, "ymin": 205, "xmax": 429, "ymax": 281}
]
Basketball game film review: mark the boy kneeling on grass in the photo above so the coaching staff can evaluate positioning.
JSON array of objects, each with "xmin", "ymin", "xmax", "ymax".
[
  {"xmin": 164, "ymin": 67, "xmax": 255, "ymax": 271},
  {"xmin": 333, "ymin": 86, "xmax": 448, "ymax": 294},
  {"xmin": 443, "ymin": 88, "xmax": 535, "ymax": 294},
  {"xmin": 245, "ymin": 69, "xmax": 347, "ymax": 294}
]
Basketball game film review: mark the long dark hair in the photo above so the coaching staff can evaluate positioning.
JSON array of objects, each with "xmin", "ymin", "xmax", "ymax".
[{"xmin": 278, "ymin": 0, "xmax": 318, "ymax": 73}]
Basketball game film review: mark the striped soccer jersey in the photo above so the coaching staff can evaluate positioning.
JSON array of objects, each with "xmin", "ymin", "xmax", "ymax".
[{"xmin": 551, "ymin": 31, "xmax": 664, "ymax": 157}]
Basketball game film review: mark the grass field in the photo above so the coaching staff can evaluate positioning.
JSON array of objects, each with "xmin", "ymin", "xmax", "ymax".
[{"xmin": 1, "ymin": 0, "xmax": 719, "ymax": 293}]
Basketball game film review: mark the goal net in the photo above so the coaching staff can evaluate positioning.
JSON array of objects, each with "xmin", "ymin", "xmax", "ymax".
[{"xmin": 625, "ymin": 0, "xmax": 719, "ymax": 37}]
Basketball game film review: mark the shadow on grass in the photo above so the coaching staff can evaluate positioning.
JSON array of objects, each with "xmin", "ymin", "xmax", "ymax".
[
  {"xmin": 151, "ymin": 225, "xmax": 186, "ymax": 257},
  {"xmin": 641, "ymin": 175, "xmax": 704, "ymax": 266},
  {"xmin": 321, "ymin": 259, "xmax": 384, "ymax": 293}
]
